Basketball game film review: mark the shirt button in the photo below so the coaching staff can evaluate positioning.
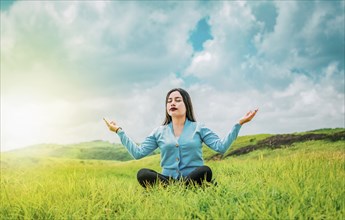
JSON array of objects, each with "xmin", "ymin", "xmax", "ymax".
[
  {"xmin": 176, "ymin": 157, "xmax": 179, "ymax": 162},
  {"xmin": 175, "ymin": 143, "xmax": 179, "ymax": 147}
]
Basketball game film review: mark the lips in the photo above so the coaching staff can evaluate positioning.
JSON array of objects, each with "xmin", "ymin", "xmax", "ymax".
[{"xmin": 170, "ymin": 107, "xmax": 178, "ymax": 111}]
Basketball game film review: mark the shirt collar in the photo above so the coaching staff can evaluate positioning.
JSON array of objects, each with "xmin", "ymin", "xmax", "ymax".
[{"xmin": 168, "ymin": 118, "xmax": 190, "ymax": 128}]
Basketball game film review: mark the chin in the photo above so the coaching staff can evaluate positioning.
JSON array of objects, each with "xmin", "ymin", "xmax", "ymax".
[{"xmin": 169, "ymin": 112, "xmax": 178, "ymax": 116}]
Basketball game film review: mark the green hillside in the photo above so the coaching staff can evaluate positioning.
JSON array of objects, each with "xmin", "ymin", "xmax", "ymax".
[
  {"xmin": 4, "ymin": 128, "xmax": 343, "ymax": 163},
  {"xmin": 3, "ymin": 140, "xmax": 158, "ymax": 161},
  {"xmin": 1, "ymin": 128, "xmax": 344, "ymax": 219}
]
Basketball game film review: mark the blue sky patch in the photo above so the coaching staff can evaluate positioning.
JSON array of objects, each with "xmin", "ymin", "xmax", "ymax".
[{"xmin": 188, "ymin": 17, "xmax": 213, "ymax": 52}]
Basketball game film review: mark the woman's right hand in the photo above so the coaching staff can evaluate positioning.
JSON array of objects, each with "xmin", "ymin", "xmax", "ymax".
[{"xmin": 103, "ymin": 118, "xmax": 120, "ymax": 133}]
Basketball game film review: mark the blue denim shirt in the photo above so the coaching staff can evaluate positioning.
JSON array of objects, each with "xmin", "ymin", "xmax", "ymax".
[{"xmin": 117, "ymin": 119, "xmax": 241, "ymax": 179}]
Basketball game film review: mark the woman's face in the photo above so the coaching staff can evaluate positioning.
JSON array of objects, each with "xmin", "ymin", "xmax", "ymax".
[{"xmin": 167, "ymin": 91, "xmax": 186, "ymax": 118}]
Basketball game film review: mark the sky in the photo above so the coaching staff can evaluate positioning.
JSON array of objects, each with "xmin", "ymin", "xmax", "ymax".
[{"xmin": 1, "ymin": 0, "xmax": 344, "ymax": 152}]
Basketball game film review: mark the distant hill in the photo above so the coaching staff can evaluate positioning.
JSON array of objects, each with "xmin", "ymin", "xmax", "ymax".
[
  {"xmin": 2, "ymin": 128, "xmax": 344, "ymax": 162},
  {"xmin": 4, "ymin": 140, "xmax": 158, "ymax": 161},
  {"xmin": 203, "ymin": 128, "xmax": 345, "ymax": 160},
  {"xmin": 226, "ymin": 128, "xmax": 343, "ymax": 159}
]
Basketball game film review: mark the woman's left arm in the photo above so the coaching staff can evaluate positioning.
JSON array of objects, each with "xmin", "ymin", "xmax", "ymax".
[{"xmin": 201, "ymin": 109, "xmax": 258, "ymax": 154}]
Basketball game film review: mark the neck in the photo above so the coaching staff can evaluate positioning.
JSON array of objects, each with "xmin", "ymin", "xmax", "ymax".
[{"xmin": 172, "ymin": 116, "xmax": 186, "ymax": 127}]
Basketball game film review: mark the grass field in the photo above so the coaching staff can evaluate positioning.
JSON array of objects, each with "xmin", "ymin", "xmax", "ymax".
[{"xmin": 1, "ymin": 129, "xmax": 344, "ymax": 219}]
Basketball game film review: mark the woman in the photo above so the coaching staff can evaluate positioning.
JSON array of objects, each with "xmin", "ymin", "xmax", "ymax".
[{"xmin": 104, "ymin": 88, "xmax": 258, "ymax": 188}]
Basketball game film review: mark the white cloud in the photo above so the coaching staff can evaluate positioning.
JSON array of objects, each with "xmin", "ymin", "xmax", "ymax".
[
  {"xmin": 184, "ymin": 0, "xmax": 344, "ymax": 135},
  {"xmin": 257, "ymin": 1, "xmax": 344, "ymax": 71},
  {"xmin": 1, "ymin": 1, "xmax": 201, "ymax": 96},
  {"xmin": 183, "ymin": 1, "xmax": 264, "ymax": 90},
  {"xmin": 1, "ymin": 1, "xmax": 344, "ymax": 151}
]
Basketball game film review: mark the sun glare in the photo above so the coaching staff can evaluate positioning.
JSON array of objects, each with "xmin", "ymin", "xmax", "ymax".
[{"xmin": 1, "ymin": 96, "xmax": 50, "ymax": 151}]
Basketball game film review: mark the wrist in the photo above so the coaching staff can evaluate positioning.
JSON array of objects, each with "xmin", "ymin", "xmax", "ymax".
[{"xmin": 115, "ymin": 127, "xmax": 122, "ymax": 133}]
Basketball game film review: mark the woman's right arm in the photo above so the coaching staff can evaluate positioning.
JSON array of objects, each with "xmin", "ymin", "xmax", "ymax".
[
  {"xmin": 117, "ymin": 130, "xmax": 158, "ymax": 159},
  {"xmin": 104, "ymin": 118, "xmax": 158, "ymax": 159}
]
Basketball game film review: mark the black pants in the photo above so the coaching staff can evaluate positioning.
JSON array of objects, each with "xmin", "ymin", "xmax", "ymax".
[{"xmin": 137, "ymin": 166, "xmax": 213, "ymax": 188}]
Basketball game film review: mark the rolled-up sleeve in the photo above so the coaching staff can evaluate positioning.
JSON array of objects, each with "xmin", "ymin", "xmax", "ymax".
[
  {"xmin": 200, "ymin": 123, "xmax": 242, "ymax": 154},
  {"xmin": 117, "ymin": 129, "xmax": 158, "ymax": 159}
]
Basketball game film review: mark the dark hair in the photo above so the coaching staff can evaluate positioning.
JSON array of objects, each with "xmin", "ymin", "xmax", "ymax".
[{"xmin": 163, "ymin": 88, "xmax": 196, "ymax": 125}]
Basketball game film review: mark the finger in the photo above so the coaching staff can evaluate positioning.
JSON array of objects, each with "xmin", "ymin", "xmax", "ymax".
[
  {"xmin": 249, "ymin": 110, "xmax": 257, "ymax": 119},
  {"xmin": 103, "ymin": 118, "xmax": 110, "ymax": 126},
  {"xmin": 245, "ymin": 115, "xmax": 253, "ymax": 121}
]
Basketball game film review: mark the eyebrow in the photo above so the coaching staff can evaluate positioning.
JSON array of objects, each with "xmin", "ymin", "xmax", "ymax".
[{"xmin": 168, "ymin": 97, "xmax": 182, "ymax": 100}]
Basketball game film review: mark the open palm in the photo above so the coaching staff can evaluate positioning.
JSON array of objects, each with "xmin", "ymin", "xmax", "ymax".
[
  {"xmin": 239, "ymin": 109, "xmax": 258, "ymax": 125},
  {"xmin": 103, "ymin": 118, "xmax": 119, "ymax": 132}
]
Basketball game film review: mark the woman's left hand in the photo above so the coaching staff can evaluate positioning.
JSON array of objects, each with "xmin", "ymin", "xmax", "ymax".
[{"xmin": 239, "ymin": 108, "xmax": 258, "ymax": 125}]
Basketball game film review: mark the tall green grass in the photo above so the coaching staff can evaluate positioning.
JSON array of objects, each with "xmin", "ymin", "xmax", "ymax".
[{"xmin": 1, "ymin": 140, "xmax": 344, "ymax": 219}]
